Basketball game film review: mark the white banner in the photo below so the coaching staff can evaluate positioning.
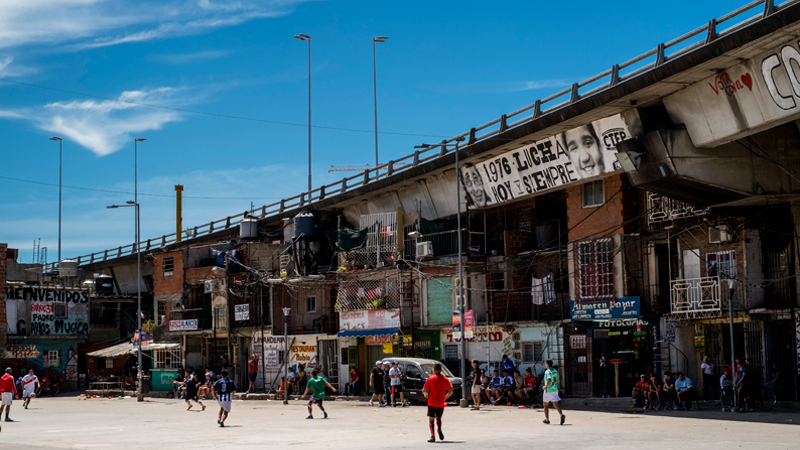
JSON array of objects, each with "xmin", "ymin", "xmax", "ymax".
[{"xmin": 460, "ymin": 115, "xmax": 629, "ymax": 208}]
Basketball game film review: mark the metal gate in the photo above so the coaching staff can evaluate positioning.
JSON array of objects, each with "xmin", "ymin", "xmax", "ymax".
[
  {"xmin": 318, "ymin": 340, "xmax": 339, "ymax": 388},
  {"xmin": 564, "ymin": 334, "xmax": 591, "ymax": 397},
  {"xmin": 765, "ymin": 319, "xmax": 798, "ymax": 401}
]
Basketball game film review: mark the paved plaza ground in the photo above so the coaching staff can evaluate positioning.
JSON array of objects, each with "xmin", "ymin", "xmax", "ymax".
[{"xmin": 0, "ymin": 396, "xmax": 798, "ymax": 449}]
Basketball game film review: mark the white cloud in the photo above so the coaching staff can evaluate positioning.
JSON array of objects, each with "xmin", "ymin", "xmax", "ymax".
[
  {"xmin": 148, "ymin": 49, "xmax": 233, "ymax": 65},
  {"xmin": 437, "ymin": 79, "xmax": 571, "ymax": 94},
  {"xmin": 0, "ymin": 86, "xmax": 197, "ymax": 156},
  {"xmin": 0, "ymin": 0, "xmax": 306, "ymax": 50}
]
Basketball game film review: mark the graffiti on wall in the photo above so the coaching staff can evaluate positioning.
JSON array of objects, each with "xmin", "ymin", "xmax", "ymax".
[{"xmin": 29, "ymin": 287, "xmax": 89, "ymax": 336}]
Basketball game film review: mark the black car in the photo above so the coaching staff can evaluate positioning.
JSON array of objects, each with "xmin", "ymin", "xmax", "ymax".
[{"xmin": 382, "ymin": 357, "xmax": 463, "ymax": 404}]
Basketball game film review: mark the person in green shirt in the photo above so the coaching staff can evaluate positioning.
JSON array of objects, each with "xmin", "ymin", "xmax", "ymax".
[
  {"xmin": 298, "ymin": 370, "xmax": 337, "ymax": 419},
  {"xmin": 541, "ymin": 360, "xmax": 565, "ymax": 425}
]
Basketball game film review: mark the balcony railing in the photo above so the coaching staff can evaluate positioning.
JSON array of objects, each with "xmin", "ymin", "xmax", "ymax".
[
  {"xmin": 647, "ymin": 192, "xmax": 708, "ymax": 224},
  {"xmin": 670, "ymin": 276, "xmax": 721, "ymax": 316}
]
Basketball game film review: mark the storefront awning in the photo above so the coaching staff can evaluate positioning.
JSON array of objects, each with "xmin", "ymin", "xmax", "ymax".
[
  {"xmin": 87, "ymin": 342, "xmax": 180, "ymax": 358},
  {"xmin": 337, "ymin": 328, "xmax": 398, "ymax": 338}
]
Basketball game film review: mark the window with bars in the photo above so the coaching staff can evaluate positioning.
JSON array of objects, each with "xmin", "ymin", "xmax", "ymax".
[
  {"xmin": 706, "ymin": 250, "xmax": 737, "ymax": 279},
  {"xmin": 163, "ymin": 257, "xmax": 174, "ymax": 277},
  {"xmin": 576, "ymin": 238, "xmax": 614, "ymax": 300},
  {"xmin": 523, "ymin": 342, "xmax": 544, "ymax": 363},
  {"xmin": 154, "ymin": 348, "xmax": 181, "ymax": 369},
  {"xmin": 53, "ymin": 303, "xmax": 68, "ymax": 319},
  {"xmin": 443, "ymin": 344, "xmax": 459, "ymax": 361},
  {"xmin": 518, "ymin": 207, "xmax": 532, "ymax": 232},
  {"xmin": 582, "ymin": 180, "xmax": 605, "ymax": 208},
  {"xmin": 305, "ymin": 296, "xmax": 317, "ymax": 313}
]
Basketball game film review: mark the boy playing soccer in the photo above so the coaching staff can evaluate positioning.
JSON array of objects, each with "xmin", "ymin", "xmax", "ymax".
[
  {"xmin": 211, "ymin": 370, "xmax": 236, "ymax": 427},
  {"xmin": 298, "ymin": 369, "xmax": 337, "ymax": 419}
]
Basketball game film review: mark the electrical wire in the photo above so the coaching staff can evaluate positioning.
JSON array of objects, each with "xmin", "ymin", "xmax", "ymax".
[{"xmin": 0, "ymin": 174, "xmax": 283, "ymax": 200}]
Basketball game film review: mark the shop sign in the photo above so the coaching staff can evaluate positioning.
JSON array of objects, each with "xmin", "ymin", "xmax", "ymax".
[
  {"xmin": 596, "ymin": 318, "xmax": 649, "ymax": 328},
  {"xmin": 2, "ymin": 344, "xmax": 40, "ymax": 359},
  {"xmin": 441, "ymin": 325, "xmax": 506, "ymax": 343},
  {"xmin": 366, "ymin": 334, "xmax": 393, "ymax": 345},
  {"xmin": 570, "ymin": 296, "xmax": 640, "ymax": 321},
  {"xmin": 235, "ymin": 304, "xmax": 250, "ymax": 321},
  {"xmin": 339, "ymin": 309, "xmax": 400, "ymax": 331},
  {"xmin": 382, "ymin": 343, "xmax": 393, "ymax": 354},
  {"xmin": 169, "ymin": 319, "xmax": 198, "ymax": 331},
  {"xmin": 290, "ymin": 345, "xmax": 317, "ymax": 370}
]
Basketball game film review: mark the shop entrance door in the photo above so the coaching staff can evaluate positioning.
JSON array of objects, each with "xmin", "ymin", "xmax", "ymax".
[{"xmin": 564, "ymin": 334, "xmax": 590, "ymax": 397}]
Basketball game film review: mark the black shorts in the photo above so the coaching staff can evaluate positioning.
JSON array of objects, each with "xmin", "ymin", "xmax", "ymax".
[
  {"xmin": 248, "ymin": 373, "xmax": 257, "ymax": 382},
  {"xmin": 391, "ymin": 385, "xmax": 403, "ymax": 394},
  {"xmin": 308, "ymin": 397, "xmax": 323, "ymax": 406},
  {"xmin": 427, "ymin": 406, "xmax": 444, "ymax": 419},
  {"xmin": 186, "ymin": 391, "xmax": 198, "ymax": 401}
]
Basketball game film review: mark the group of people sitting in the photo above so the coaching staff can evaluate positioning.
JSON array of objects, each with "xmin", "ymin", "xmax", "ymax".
[
  {"xmin": 631, "ymin": 371, "xmax": 696, "ymax": 411},
  {"xmin": 479, "ymin": 367, "xmax": 539, "ymax": 407}
]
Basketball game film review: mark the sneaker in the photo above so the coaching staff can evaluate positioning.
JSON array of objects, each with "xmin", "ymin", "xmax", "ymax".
[
  {"xmin": 370, "ymin": 400, "xmax": 374, "ymax": 407},
  {"xmin": 438, "ymin": 429, "xmax": 444, "ymax": 441},
  {"xmin": 306, "ymin": 415, "xmax": 313, "ymax": 419},
  {"xmin": 217, "ymin": 418, "xmax": 221, "ymax": 424},
  {"xmin": 202, "ymin": 405, "xmax": 206, "ymax": 411},
  {"xmin": 24, "ymin": 403, "xmax": 28, "ymax": 410},
  {"xmin": 473, "ymin": 406, "xmax": 480, "ymax": 411},
  {"xmin": 542, "ymin": 419, "xmax": 550, "ymax": 424},
  {"xmin": 379, "ymin": 404, "xmax": 385, "ymax": 408},
  {"xmin": 401, "ymin": 403, "xmax": 406, "ymax": 408},
  {"xmin": 507, "ymin": 403, "xmax": 512, "ymax": 406},
  {"xmin": 560, "ymin": 414, "xmax": 566, "ymax": 425},
  {"xmin": 428, "ymin": 437, "xmax": 436, "ymax": 443},
  {"xmin": 323, "ymin": 411, "xmax": 328, "ymax": 419},
  {"xmin": 4, "ymin": 418, "xmax": 12, "ymax": 422},
  {"xmin": 187, "ymin": 404, "xmax": 193, "ymax": 411},
  {"xmin": 219, "ymin": 421, "xmax": 225, "ymax": 427}
]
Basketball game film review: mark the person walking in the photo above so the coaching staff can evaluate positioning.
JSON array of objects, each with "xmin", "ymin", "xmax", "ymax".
[
  {"xmin": 469, "ymin": 359, "xmax": 481, "ymax": 410},
  {"xmin": 700, "ymin": 356, "xmax": 715, "ymax": 401},
  {"xmin": 20, "ymin": 369, "xmax": 39, "ymax": 410},
  {"xmin": 541, "ymin": 360, "xmax": 565, "ymax": 425},
  {"xmin": 734, "ymin": 356, "xmax": 749, "ymax": 412},
  {"xmin": 0, "ymin": 368, "xmax": 17, "ymax": 422},
  {"xmin": 422, "ymin": 364, "xmax": 453, "ymax": 443},
  {"xmin": 389, "ymin": 361, "xmax": 405, "ymax": 407},
  {"xmin": 211, "ymin": 369, "xmax": 236, "ymax": 427},
  {"xmin": 246, "ymin": 353, "xmax": 259, "ymax": 394},
  {"xmin": 299, "ymin": 369, "xmax": 337, "ymax": 419},
  {"xmin": 369, "ymin": 361, "xmax": 385, "ymax": 407}
]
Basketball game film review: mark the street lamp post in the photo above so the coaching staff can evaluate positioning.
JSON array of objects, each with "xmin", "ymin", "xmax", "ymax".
[
  {"xmin": 415, "ymin": 137, "xmax": 468, "ymax": 407},
  {"xmin": 108, "ymin": 200, "xmax": 142, "ymax": 401},
  {"xmin": 294, "ymin": 33, "xmax": 312, "ymax": 192},
  {"xmin": 49, "ymin": 137, "xmax": 62, "ymax": 264},
  {"xmin": 727, "ymin": 280, "xmax": 738, "ymax": 410},
  {"xmin": 372, "ymin": 36, "xmax": 388, "ymax": 168},
  {"xmin": 134, "ymin": 138, "xmax": 147, "ymax": 320},
  {"xmin": 283, "ymin": 307, "xmax": 291, "ymax": 405}
]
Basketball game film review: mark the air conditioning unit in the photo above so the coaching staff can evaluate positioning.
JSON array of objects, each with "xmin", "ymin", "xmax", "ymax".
[
  {"xmin": 416, "ymin": 241, "xmax": 434, "ymax": 258},
  {"xmin": 709, "ymin": 225, "xmax": 731, "ymax": 244}
]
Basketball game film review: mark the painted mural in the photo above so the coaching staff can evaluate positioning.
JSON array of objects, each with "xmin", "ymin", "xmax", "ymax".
[{"xmin": 28, "ymin": 287, "xmax": 89, "ymax": 336}]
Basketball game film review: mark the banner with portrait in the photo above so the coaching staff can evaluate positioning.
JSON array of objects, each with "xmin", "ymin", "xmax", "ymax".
[{"xmin": 460, "ymin": 114, "xmax": 629, "ymax": 208}]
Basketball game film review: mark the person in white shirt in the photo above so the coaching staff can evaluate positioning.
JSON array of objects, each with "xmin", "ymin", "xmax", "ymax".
[
  {"xmin": 700, "ymin": 356, "xmax": 715, "ymax": 400},
  {"xmin": 20, "ymin": 369, "xmax": 39, "ymax": 410}
]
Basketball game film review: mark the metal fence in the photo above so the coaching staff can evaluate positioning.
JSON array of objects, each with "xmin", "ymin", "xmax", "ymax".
[{"xmin": 44, "ymin": 0, "xmax": 797, "ymax": 272}]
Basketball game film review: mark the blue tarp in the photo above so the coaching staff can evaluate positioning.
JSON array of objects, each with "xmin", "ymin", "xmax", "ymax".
[{"xmin": 337, "ymin": 327, "xmax": 398, "ymax": 338}]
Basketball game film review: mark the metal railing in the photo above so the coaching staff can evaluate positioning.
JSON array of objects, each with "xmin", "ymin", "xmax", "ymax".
[
  {"xmin": 671, "ymin": 276, "xmax": 722, "ymax": 314},
  {"xmin": 44, "ymin": 0, "xmax": 796, "ymax": 272},
  {"xmin": 417, "ymin": 229, "xmax": 484, "ymax": 258}
]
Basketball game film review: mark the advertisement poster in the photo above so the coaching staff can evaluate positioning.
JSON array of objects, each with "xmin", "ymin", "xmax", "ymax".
[
  {"xmin": 694, "ymin": 336, "xmax": 706, "ymax": 353},
  {"xmin": 452, "ymin": 311, "xmax": 462, "ymax": 339},
  {"xmin": 339, "ymin": 309, "xmax": 401, "ymax": 331},
  {"xmin": 235, "ymin": 304, "xmax": 250, "ymax": 321},
  {"xmin": 464, "ymin": 310, "xmax": 474, "ymax": 339},
  {"xmin": 460, "ymin": 114, "xmax": 629, "ymax": 208},
  {"xmin": 133, "ymin": 329, "xmax": 150, "ymax": 350}
]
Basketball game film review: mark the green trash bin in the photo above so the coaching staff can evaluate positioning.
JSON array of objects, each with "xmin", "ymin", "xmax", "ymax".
[{"xmin": 151, "ymin": 369, "xmax": 177, "ymax": 392}]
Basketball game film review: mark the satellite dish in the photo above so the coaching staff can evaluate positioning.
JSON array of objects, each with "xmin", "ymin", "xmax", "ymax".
[{"xmin": 285, "ymin": 261, "xmax": 295, "ymax": 277}]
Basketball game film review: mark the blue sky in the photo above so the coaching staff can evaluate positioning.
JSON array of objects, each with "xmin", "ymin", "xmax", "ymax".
[{"xmin": 0, "ymin": 0, "xmax": 752, "ymax": 263}]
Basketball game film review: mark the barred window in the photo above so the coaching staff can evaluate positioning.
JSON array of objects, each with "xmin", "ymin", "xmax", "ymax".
[
  {"xmin": 518, "ymin": 207, "xmax": 532, "ymax": 232},
  {"xmin": 163, "ymin": 257, "xmax": 174, "ymax": 277},
  {"xmin": 706, "ymin": 250, "xmax": 736, "ymax": 279},
  {"xmin": 576, "ymin": 238, "xmax": 614, "ymax": 300}
]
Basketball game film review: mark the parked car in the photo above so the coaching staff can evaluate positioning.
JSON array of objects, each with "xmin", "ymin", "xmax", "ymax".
[{"xmin": 382, "ymin": 357, "xmax": 463, "ymax": 404}]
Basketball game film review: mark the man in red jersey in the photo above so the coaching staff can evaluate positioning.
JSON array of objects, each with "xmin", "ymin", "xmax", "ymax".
[
  {"xmin": 422, "ymin": 364, "xmax": 453, "ymax": 443},
  {"xmin": 1, "ymin": 368, "xmax": 18, "ymax": 423}
]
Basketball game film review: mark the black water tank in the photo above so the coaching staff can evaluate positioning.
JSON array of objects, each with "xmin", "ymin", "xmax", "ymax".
[
  {"xmin": 293, "ymin": 212, "xmax": 318, "ymax": 239},
  {"xmin": 96, "ymin": 275, "xmax": 114, "ymax": 295}
]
